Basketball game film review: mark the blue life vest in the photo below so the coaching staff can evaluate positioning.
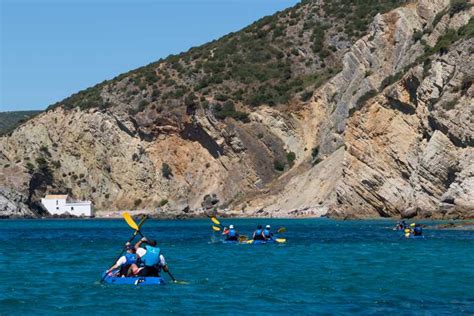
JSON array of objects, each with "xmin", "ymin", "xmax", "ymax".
[
  {"xmin": 124, "ymin": 253, "xmax": 137, "ymax": 265},
  {"xmin": 228, "ymin": 229, "xmax": 237, "ymax": 237},
  {"xmin": 263, "ymin": 229, "xmax": 272, "ymax": 238},
  {"xmin": 414, "ymin": 226, "xmax": 422, "ymax": 236},
  {"xmin": 254, "ymin": 229, "xmax": 264, "ymax": 240},
  {"xmin": 141, "ymin": 245, "xmax": 161, "ymax": 267}
]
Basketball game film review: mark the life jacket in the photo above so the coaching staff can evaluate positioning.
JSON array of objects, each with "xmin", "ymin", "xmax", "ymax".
[
  {"xmin": 228, "ymin": 228, "xmax": 237, "ymax": 237},
  {"xmin": 414, "ymin": 226, "xmax": 422, "ymax": 236},
  {"xmin": 254, "ymin": 229, "xmax": 264, "ymax": 240},
  {"xmin": 263, "ymin": 229, "xmax": 272, "ymax": 238},
  {"xmin": 141, "ymin": 245, "xmax": 161, "ymax": 267},
  {"xmin": 124, "ymin": 253, "xmax": 137, "ymax": 265}
]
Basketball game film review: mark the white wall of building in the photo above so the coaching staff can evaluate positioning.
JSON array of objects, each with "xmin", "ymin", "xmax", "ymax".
[{"xmin": 41, "ymin": 196, "xmax": 93, "ymax": 217}]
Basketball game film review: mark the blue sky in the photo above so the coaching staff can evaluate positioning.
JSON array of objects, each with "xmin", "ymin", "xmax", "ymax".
[{"xmin": 0, "ymin": 0, "xmax": 300, "ymax": 111}]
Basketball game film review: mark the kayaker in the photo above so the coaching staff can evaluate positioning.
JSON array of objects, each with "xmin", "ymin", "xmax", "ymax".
[
  {"xmin": 253, "ymin": 224, "xmax": 265, "ymax": 241},
  {"xmin": 133, "ymin": 237, "xmax": 168, "ymax": 277},
  {"xmin": 395, "ymin": 220, "xmax": 407, "ymax": 230},
  {"xmin": 263, "ymin": 225, "xmax": 273, "ymax": 240},
  {"xmin": 223, "ymin": 224, "xmax": 239, "ymax": 241},
  {"xmin": 413, "ymin": 223, "xmax": 423, "ymax": 236},
  {"xmin": 105, "ymin": 243, "xmax": 138, "ymax": 277}
]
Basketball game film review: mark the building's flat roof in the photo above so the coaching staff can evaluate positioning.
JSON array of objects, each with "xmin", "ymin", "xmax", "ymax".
[{"xmin": 44, "ymin": 194, "xmax": 68, "ymax": 199}]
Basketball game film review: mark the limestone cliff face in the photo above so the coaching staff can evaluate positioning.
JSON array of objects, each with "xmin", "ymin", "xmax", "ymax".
[
  {"xmin": 332, "ymin": 2, "xmax": 473, "ymax": 219},
  {"xmin": 240, "ymin": 0, "xmax": 473, "ymax": 219},
  {"xmin": 0, "ymin": 0, "xmax": 472, "ymax": 218}
]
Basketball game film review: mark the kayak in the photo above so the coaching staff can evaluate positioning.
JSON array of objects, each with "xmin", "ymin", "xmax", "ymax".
[
  {"xmin": 406, "ymin": 235, "xmax": 425, "ymax": 239},
  {"xmin": 102, "ymin": 272, "xmax": 165, "ymax": 285},
  {"xmin": 221, "ymin": 238, "xmax": 286, "ymax": 244},
  {"xmin": 246, "ymin": 238, "xmax": 286, "ymax": 244}
]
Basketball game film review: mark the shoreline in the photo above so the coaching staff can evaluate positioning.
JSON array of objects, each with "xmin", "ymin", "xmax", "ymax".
[{"xmin": 2, "ymin": 214, "xmax": 474, "ymax": 227}]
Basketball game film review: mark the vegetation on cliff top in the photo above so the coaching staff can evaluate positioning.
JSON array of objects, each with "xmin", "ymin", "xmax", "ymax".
[
  {"xmin": 0, "ymin": 111, "xmax": 42, "ymax": 136},
  {"xmin": 48, "ymin": 0, "xmax": 408, "ymax": 121}
]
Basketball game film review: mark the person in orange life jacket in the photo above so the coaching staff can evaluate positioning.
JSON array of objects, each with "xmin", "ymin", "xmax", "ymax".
[
  {"xmin": 253, "ymin": 224, "xmax": 266, "ymax": 241},
  {"xmin": 223, "ymin": 224, "xmax": 239, "ymax": 241},
  {"xmin": 263, "ymin": 225, "xmax": 273, "ymax": 240},
  {"xmin": 105, "ymin": 243, "xmax": 138, "ymax": 277},
  {"xmin": 133, "ymin": 237, "xmax": 168, "ymax": 277}
]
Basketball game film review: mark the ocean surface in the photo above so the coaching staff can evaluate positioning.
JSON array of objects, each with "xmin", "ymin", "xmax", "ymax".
[{"xmin": 0, "ymin": 218, "xmax": 473, "ymax": 315}]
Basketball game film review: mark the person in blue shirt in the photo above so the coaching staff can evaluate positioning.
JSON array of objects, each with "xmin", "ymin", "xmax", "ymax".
[
  {"xmin": 223, "ymin": 224, "xmax": 239, "ymax": 241},
  {"xmin": 263, "ymin": 225, "xmax": 273, "ymax": 240},
  {"xmin": 253, "ymin": 224, "xmax": 265, "ymax": 241},
  {"xmin": 105, "ymin": 243, "xmax": 138, "ymax": 277},
  {"xmin": 134, "ymin": 237, "xmax": 168, "ymax": 277},
  {"xmin": 413, "ymin": 224, "xmax": 423, "ymax": 236}
]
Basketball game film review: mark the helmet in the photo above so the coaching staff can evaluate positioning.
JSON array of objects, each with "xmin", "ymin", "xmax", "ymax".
[
  {"xmin": 229, "ymin": 225, "xmax": 234, "ymax": 229},
  {"xmin": 257, "ymin": 224, "xmax": 262, "ymax": 229},
  {"xmin": 265, "ymin": 225, "xmax": 271, "ymax": 229},
  {"xmin": 410, "ymin": 223, "xmax": 416, "ymax": 227}
]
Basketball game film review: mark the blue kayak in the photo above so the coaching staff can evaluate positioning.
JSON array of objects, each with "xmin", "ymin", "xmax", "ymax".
[
  {"xmin": 102, "ymin": 272, "xmax": 165, "ymax": 285},
  {"xmin": 407, "ymin": 235, "xmax": 425, "ymax": 239},
  {"xmin": 221, "ymin": 238, "xmax": 286, "ymax": 244},
  {"xmin": 246, "ymin": 238, "xmax": 286, "ymax": 244}
]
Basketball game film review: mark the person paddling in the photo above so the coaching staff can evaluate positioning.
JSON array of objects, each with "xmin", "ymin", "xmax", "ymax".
[
  {"xmin": 253, "ymin": 224, "xmax": 265, "ymax": 241},
  {"xmin": 395, "ymin": 220, "xmax": 407, "ymax": 230},
  {"xmin": 223, "ymin": 224, "xmax": 239, "ymax": 241},
  {"xmin": 413, "ymin": 223, "xmax": 423, "ymax": 236},
  {"xmin": 133, "ymin": 237, "xmax": 168, "ymax": 277},
  {"xmin": 263, "ymin": 225, "xmax": 273, "ymax": 240},
  {"xmin": 105, "ymin": 243, "xmax": 138, "ymax": 277}
]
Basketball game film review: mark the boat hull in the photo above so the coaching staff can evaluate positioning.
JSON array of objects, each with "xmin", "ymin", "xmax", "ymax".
[{"xmin": 102, "ymin": 272, "xmax": 165, "ymax": 285}]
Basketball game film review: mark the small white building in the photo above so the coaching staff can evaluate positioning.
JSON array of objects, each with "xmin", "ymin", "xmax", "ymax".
[{"xmin": 41, "ymin": 194, "xmax": 93, "ymax": 217}]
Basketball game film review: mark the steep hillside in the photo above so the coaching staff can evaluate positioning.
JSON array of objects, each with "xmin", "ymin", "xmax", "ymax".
[{"xmin": 0, "ymin": 0, "xmax": 472, "ymax": 219}]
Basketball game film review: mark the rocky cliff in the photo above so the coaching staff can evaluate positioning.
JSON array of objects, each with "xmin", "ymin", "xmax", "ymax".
[{"xmin": 1, "ymin": 0, "xmax": 473, "ymax": 219}]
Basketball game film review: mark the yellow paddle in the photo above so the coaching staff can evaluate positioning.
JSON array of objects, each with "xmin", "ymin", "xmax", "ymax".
[
  {"xmin": 123, "ymin": 212, "xmax": 140, "ymax": 231},
  {"xmin": 276, "ymin": 227, "xmax": 286, "ymax": 234},
  {"xmin": 210, "ymin": 216, "xmax": 221, "ymax": 226},
  {"xmin": 212, "ymin": 225, "xmax": 221, "ymax": 232}
]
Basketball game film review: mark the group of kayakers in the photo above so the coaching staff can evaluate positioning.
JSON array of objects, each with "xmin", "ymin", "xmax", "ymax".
[
  {"xmin": 105, "ymin": 237, "xmax": 169, "ymax": 277},
  {"xmin": 394, "ymin": 220, "xmax": 423, "ymax": 237},
  {"xmin": 222, "ymin": 224, "xmax": 274, "ymax": 241},
  {"xmin": 105, "ymin": 217, "xmax": 424, "ymax": 281}
]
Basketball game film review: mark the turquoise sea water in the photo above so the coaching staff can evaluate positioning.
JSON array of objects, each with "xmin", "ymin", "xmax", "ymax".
[{"xmin": 0, "ymin": 218, "xmax": 473, "ymax": 315}]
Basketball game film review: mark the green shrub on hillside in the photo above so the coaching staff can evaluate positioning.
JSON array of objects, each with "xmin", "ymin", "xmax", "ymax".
[
  {"xmin": 162, "ymin": 163, "xmax": 172, "ymax": 179},
  {"xmin": 134, "ymin": 199, "xmax": 142, "ymax": 207},
  {"xmin": 286, "ymin": 151, "xmax": 296, "ymax": 166},
  {"xmin": 449, "ymin": 0, "xmax": 472, "ymax": 17},
  {"xmin": 300, "ymin": 90, "xmax": 314, "ymax": 101},
  {"xmin": 274, "ymin": 159, "xmax": 285, "ymax": 172},
  {"xmin": 214, "ymin": 101, "xmax": 249, "ymax": 122}
]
